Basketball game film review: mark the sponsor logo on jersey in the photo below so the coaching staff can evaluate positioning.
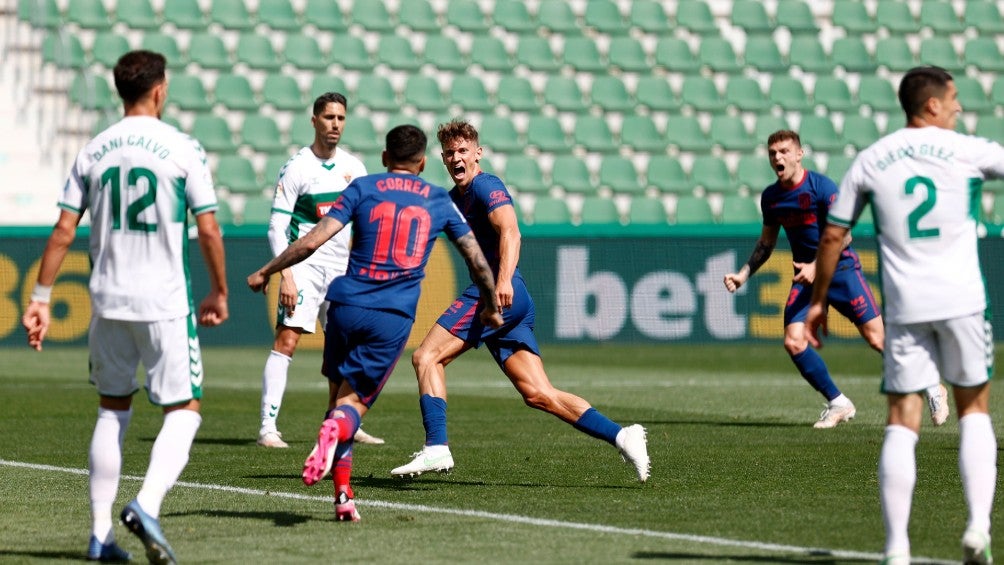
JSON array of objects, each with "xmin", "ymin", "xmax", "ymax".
[
  {"xmin": 488, "ymin": 190, "xmax": 509, "ymax": 207},
  {"xmin": 316, "ymin": 201, "xmax": 338, "ymax": 217}
]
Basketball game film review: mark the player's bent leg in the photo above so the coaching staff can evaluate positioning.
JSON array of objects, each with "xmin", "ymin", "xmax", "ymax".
[
  {"xmin": 856, "ymin": 316, "xmax": 885, "ymax": 353},
  {"xmin": 502, "ymin": 350, "xmax": 589, "ymax": 423}
]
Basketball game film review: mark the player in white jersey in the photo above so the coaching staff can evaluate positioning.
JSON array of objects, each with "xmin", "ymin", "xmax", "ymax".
[
  {"xmin": 806, "ymin": 66, "xmax": 1001, "ymax": 565},
  {"xmin": 21, "ymin": 51, "xmax": 228, "ymax": 564},
  {"xmin": 257, "ymin": 93, "xmax": 383, "ymax": 448}
]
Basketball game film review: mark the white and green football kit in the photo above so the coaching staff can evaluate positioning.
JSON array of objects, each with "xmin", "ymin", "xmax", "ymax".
[
  {"xmin": 60, "ymin": 115, "xmax": 217, "ymax": 405},
  {"xmin": 267, "ymin": 145, "xmax": 367, "ymax": 332},
  {"xmin": 832, "ymin": 126, "xmax": 1004, "ymax": 392}
]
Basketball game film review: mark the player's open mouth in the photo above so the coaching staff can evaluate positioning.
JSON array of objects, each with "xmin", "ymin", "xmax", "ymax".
[
  {"xmin": 775, "ymin": 164, "xmax": 785, "ymax": 172},
  {"xmin": 452, "ymin": 164, "xmax": 465, "ymax": 176}
]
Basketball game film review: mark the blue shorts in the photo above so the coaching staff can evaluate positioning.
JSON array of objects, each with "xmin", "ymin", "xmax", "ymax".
[
  {"xmin": 785, "ymin": 265, "xmax": 881, "ymax": 327},
  {"xmin": 436, "ymin": 275, "xmax": 541, "ymax": 367},
  {"xmin": 322, "ymin": 303, "xmax": 412, "ymax": 408}
]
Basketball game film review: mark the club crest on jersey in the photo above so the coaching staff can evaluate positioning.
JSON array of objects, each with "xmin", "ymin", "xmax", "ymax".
[{"xmin": 344, "ymin": 172, "xmax": 353, "ymax": 183}]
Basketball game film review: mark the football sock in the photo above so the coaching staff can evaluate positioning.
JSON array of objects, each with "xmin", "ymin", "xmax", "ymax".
[
  {"xmin": 260, "ymin": 350, "xmax": 292, "ymax": 433},
  {"xmin": 137, "ymin": 409, "xmax": 202, "ymax": 518},
  {"xmin": 573, "ymin": 407, "xmax": 622, "ymax": 445},
  {"xmin": 90, "ymin": 407, "xmax": 131, "ymax": 543},
  {"xmin": 334, "ymin": 444, "xmax": 353, "ymax": 495},
  {"xmin": 879, "ymin": 425, "xmax": 918, "ymax": 556},
  {"xmin": 790, "ymin": 347, "xmax": 840, "ymax": 401},
  {"xmin": 959, "ymin": 413, "xmax": 997, "ymax": 534},
  {"xmin": 324, "ymin": 404, "xmax": 361, "ymax": 443},
  {"xmin": 420, "ymin": 394, "xmax": 449, "ymax": 445}
]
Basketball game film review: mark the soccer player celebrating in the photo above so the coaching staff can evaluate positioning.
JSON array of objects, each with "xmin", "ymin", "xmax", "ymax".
[
  {"xmin": 248, "ymin": 125, "xmax": 502, "ymax": 521},
  {"xmin": 390, "ymin": 120, "xmax": 650, "ymax": 482}
]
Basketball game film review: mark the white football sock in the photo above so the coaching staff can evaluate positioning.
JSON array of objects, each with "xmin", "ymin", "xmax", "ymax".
[
  {"xmin": 260, "ymin": 350, "xmax": 291, "ymax": 433},
  {"xmin": 831, "ymin": 393, "xmax": 851, "ymax": 407},
  {"xmin": 136, "ymin": 409, "xmax": 201, "ymax": 518},
  {"xmin": 879, "ymin": 425, "xmax": 918, "ymax": 556},
  {"xmin": 959, "ymin": 413, "xmax": 997, "ymax": 534},
  {"xmin": 90, "ymin": 407, "xmax": 131, "ymax": 543}
]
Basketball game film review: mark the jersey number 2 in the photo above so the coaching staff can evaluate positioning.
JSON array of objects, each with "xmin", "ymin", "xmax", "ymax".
[
  {"xmin": 369, "ymin": 201, "xmax": 432, "ymax": 269},
  {"xmin": 905, "ymin": 176, "xmax": 939, "ymax": 239}
]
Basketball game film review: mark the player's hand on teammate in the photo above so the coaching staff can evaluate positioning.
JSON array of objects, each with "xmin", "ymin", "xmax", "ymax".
[
  {"xmin": 805, "ymin": 302, "xmax": 828, "ymax": 348},
  {"xmin": 279, "ymin": 271, "xmax": 298, "ymax": 314},
  {"xmin": 198, "ymin": 291, "xmax": 229, "ymax": 327},
  {"xmin": 792, "ymin": 260, "xmax": 816, "ymax": 284},
  {"xmin": 723, "ymin": 271, "xmax": 747, "ymax": 293},
  {"xmin": 22, "ymin": 301, "xmax": 51, "ymax": 351}
]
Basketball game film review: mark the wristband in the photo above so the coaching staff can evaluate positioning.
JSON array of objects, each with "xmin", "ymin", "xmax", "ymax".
[{"xmin": 30, "ymin": 283, "xmax": 52, "ymax": 304}]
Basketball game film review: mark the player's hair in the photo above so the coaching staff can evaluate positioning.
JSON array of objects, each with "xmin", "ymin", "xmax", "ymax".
[
  {"xmin": 313, "ymin": 91, "xmax": 348, "ymax": 115},
  {"xmin": 386, "ymin": 124, "xmax": 427, "ymax": 165},
  {"xmin": 899, "ymin": 66, "xmax": 953, "ymax": 119},
  {"xmin": 113, "ymin": 50, "xmax": 166, "ymax": 105},
  {"xmin": 767, "ymin": 130, "xmax": 801, "ymax": 147},
  {"xmin": 437, "ymin": 119, "xmax": 480, "ymax": 146}
]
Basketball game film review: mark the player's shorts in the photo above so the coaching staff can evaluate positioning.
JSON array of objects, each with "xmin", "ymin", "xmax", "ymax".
[
  {"xmin": 784, "ymin": 265, "xmax": 881, "ymax": 327},
  {"xmin": 883, "ymin": 311, "xmax": 994, "ymax": 394},
  {"xmin": 277, "ymin": 261, "xmax": 346, "ymax": 333},
  {"xmin": 436, "ymin": 275, "xmax": 541, "ymax": 367},
  {"xmin": 88, "ymin": 314, "xmax": 203, "ymax": 406},
  {"xmin": 321, "ymin": 303, "xmax": 412, "ymax": 408}
]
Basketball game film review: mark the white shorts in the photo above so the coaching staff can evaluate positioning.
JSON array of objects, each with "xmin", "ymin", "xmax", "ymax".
[
  {"xmin": 883, "ymin": 311, "xmax": 994, "ymax": 394},
  {"xmin": 88, "ymin": 314, "xmax": 204, "ymax": 406},
  {"xmin": 277, "ymin": 261, "xmax": 346, "ymax": 333}
]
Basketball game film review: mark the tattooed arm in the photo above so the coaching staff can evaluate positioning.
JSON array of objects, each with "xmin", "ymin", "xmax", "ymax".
[
  {"xmin": 452, "ymin": 231, "xmax": 504, "ymax": 328},
  {"xmin": 723, "ymin": 224, "xmax": 780, "ymax": 293}
]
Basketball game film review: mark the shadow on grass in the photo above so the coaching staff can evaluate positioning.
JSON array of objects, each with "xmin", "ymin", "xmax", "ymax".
[
  {"xmin": 632, "ymin": 551, "xmax": 874, "ymax": 563},
  {"xmin": 0, "ymin": 549, "xmax": 81, "ymax": 561},
  {"xmin": 170, "ymin": 509, "xmax": 310, "ymax": 527}
]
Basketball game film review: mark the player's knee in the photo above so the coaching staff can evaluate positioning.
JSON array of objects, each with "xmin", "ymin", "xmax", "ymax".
[
  {"xmin": 412, "ymin": 347, "xmax": 433, "ymax": 372},
  {"xmin": 521, "ymin": 388, "xmax": 555, "ymax": 412}
]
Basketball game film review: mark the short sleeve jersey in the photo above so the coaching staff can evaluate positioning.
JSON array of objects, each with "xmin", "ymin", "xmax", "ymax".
[
  {"xmin": 761, "ymin": 169, "xmax": 860, "ymax": 269},
  {"xmin": 59, "ymin": 116, "xmax": 217, "ymax": 321},
  {"xmin": 833, "ymin": 127, "xmax": 1004, "ymax": 324},
  {"xmin": 270, "ymin": 145, "xmax": 367, "ymax": 269},
  {"xmin": 324, "ymin": 172, "xmax": 471, "ymax": 318},
  {"xmin": 449, "ymin": 172, "xmax": 520, "ymax": 280}
]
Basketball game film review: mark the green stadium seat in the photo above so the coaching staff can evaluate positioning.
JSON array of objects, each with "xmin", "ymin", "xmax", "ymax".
[
  {"xmin": 551, "ymin": 156, "xmax": 594, "ymax": 194},
  {"xmin": 263, "ymin": 152, "xmax": 293, "ymax": 182},
  {"xmin": 450, "ymin": 76, "xmax": 492, "ymax": 112},
  {"xmin": 690, "ymin": 156, "xmax": 733, "ymax": 193},
  {"xmin": 309, "ymin": 75, "xmax": 348, "ymax": 99},
  {"xmin": 993, "ymin": 197, "xmax": 1004, "ymax": 224},
  {"xmin": 607, "ymin": 37, "xmax": 650, "ymax": 73},
  {"xmin": 580, "ymin": 197, "xmax": 621, "ymax": 225},
  {"xmin": 832, "ymin": 1, "xmax": 876, "ymax": 33},
  {"xmin": 719, "ymin": 195, "xmax": 760, "ymax": 224},
  {"xmin": 799, "ymin": 115, "xmax": 844, "ymax": 152},
  {"xmin": 831, "ymin": 37, "xmax": 877, "ymax": 73},
  {"xmin": 305, "ymin": 0, "xmax": 348, "ymax": 31},
  {"xmin": 543, "ymin": 76, "xmax": 587, "ymax": 113},
  {"xmin": 875, "ymin": 1, "xmax": 916, "ymax": 34},
  {"xmin": 754, "ymin": 114, "xmax": 790, "ymax": 142},
  {"xmin": 188, "ymin": 33, "xmax": 232, "ymax": 70},
  {"xmin": 825, "ymin": 154, "xmax": 855, "ymax": 182},
  {"xmin": 516, "ymin": 36, "xmax": 561, "ymax": 72},
  {"xmin": 388, "ymin": 112, "xmax": 423, "ymax": 132},
  {"xmin": 628, "ymin": 197, "xmax": 669, "ymax": 225},
  {"xmin": 676, "ymin": 0, "xmax": 717, "ymax": 33},
  {"xmin": 699, "ymin": 37, "xmax": 742, "ymax": 73},
  {"xmin": 493, "ymin": 0, "xmax": 535, "ymax": 33},
  {"xmin": 964, "ymin": 38, "xmax": 1004, "ymax": 73},
  {"xmin": 710, "ymin": 116, "xmax": 757, "ymax": 152},
  {"xmin": 590, "ymin": 76, "xmax": 635, "ymax": 113},
  {"xmin": 91, "ymin": 113, "xmax": 118, "ymax": 136},
  {"xmin": 654, "ymin": 38, "xmax": 700, "ymax": 74},
  {"xmin": 41, "ymin": 32, "xmax": 86, "ymax": 70},
  {"xmin": 975, "ymin": 116, "xmax": 1004, "ymax": 145},
  {"xmin": 769, "ymin": 76, "xmax": 812, "ymax": 113},
  {"xmin": 599, "ymin": 157, "xmax": 643, "ymax": 194},
  {"xmin": 257, "ymin": 0, "xmax": 300, "ymax": 30},
  {"xmin": 504, "ymin": 155, "xmax": 548, "ymax": 194},
  {"xmin": 69, "ymin": 72, "xmax": 117, "ymax": 111},
  {"xmin": 665, "ymin": 116, "xmax": 712, "ymax": 153},
  {"xmin": 191, "ymin": 114, "xmax": 237, "ymax": 153},
  {"xmin": 775, "ymin": 0, "xmax": 818, "ymax": 34},
  {"xmin": 620, "ymin": 115, "xmax": 666, "ymax": 152},
  {"xmin": 209, "ymin": 0, "xmax": 255, "ymax": 30},
  {"xmin": 211, "ymin": 198, "xmax": 235, "ymax": 225},
  {"xmin": 743, "ymin": 36, "xmax": 787, "ymax": 73},
  {"xmin": 813, "ymin": 77, "xmax": 855, "ymax": 113},
  {"xmin": 629, "ymin": 1, "xmax": 670, "ymax": 34},
  {"xmin": 21, "ymin": 0, "xmax": 62, "ymax": 29},
  {"xmin": 216, "ymin": 155, "xmax": 262, "ymax": 194},
  {"xmin": 355, "ymin": 74, "xmax": 398, "ymax": 111},
  {"xmin": 340, "ymin": 115, "xmax": 382, "ymax": 153},
  {"xmin": 965, "ymin": 1, "xmax": 1004, "ymax": 33},
  {"xmin": 681, "ymin": 76, "xmax": 726, "ymax": 113},
  {"xmin": 213, "ymin": 74, "xmax": 258, "ymax": 111},
  {"xmin": 162, "ymin": 0, "xmax": 207, "ymax": 29},
  {"xmin": 116, "ymin": 0, "xmax": 160, "ymax": 29},
  {"xmin": 584, "ymin": 0, "xmax": 629, "ymax": 35},
  {"xmin": 635, "ymin": 76, "xmax": 681, "ymax": 111},
  {"xmin": 919, "ymin": 1, "xmax": 963, "ymax": 33},
  {"xmin": 236, "ymin": 34, "xmax": 282, "ymax": 71},
  {"xmin": 736, "ymin": 155, "xmax": 775, "ymax": 191},
  {"xmin": 954, "ymin": 77, "xmax": 992, "ymax": 114},
  {"xmin": 573, "ymin": 117, "xmax": 618, "ymax": 153},
  {"xmin": 422, "ymin": 160, "xmax": 453, "ymax": 188},
  {"xmin": 91, "ymin": 32, "xmax": 130, "ymax": 69},
  {"xmin": 858, "ymin": 76, "xmax": 900, "ymax": 113},
  {"xmin": 800, "ymin": 155, "xmax": 821, "ymax": 174},
  {"xmin": 531, "ymin": 197, "xmax": 572, "ymax": 225},
  {"xmin": 377, "ymin": 35, "xmax": 421, "ymax": 71},
  {"xmin": 446, "ymin": 0, "xmax": 489, "ymax": 32},
  {"xmin": 731, "ymin": 0, "xmax": 773, "ymax": 35},
  {"xmin": 141, "ymin": 33, "xmax": 186, "ymax": 69},
  {"xmin": 496, "ymin": 76, "xmax": 538, "ymax": 112},
  {"xmin": 262, "ymin": 74, "xmax": 304, "ymax": 111},
  {"xmin": 563, "ymin": 37, "xmax": 606, "ymax": 73},
  {"xmin": 788, "ymin": 36, "xmax": 832, "ymax": 74},
  {"xmin": 527, "ymin": 116, "xmax": 572, "ymax": 153},
  {"xmin": 351, "ymin": 0, "xmax": 395, "ymax": 31},
  {"xmin": 536, "ymin": 0, "xmax": 580, "ymax": 35},
  {"xmin": 398, "ymin": 0, "xmax": 439, "ymax": 32},
  {"xmin": 330, "ymin": 35, "xmax": 372, "ymax": 70},
  {"xmin": 168, "ymin": 74, "xmax": 213, "ymax": 112},
  {"xmin": 288, "ymin": 115, "xmax": 314, "ymax": 147},
  {"xmin": 240, "ymin": 196, "xmax": 273, "ymax": 225},
  {"xmin": 424, "ymin": 35, "xmax": 467, "ymax": 72},
  {"xmin": 647, "ymin": 156, "xmax": 692, "ymax": 194},
  {"xmin": 724, "ymin": 77, "xmax": 771, "ymax": 113},
  {"xmin": 842, "ymin": 115, "xmax": 882, "ymax": 150},
  {"xmin": 674, "ymin": 196, "xmax": 715, "ymax": 225},
  {"xmin": 919, "ymin": 37, "xmax": 963, "ymax": 73},
  {"xmin": 990, "ymin": 78, "xmax": 1004, "ymax": 108},
  {"xmin": 284, "ymin": 33, "xmax": 328, "ymax": 71},
  {"xmin": 240, "ymin": 115, "xmax": 286, "ymax": 153},
  {"xmin": 66, "ymin": 0, "xmax": 111, "ymax": 29},
  {"xmin": 469, "ymin": 36, "xmax": 512, "ymax": 72},
  {"xmin": 404, "ymin": 76, "xmax": 448, "ymax": 111}
]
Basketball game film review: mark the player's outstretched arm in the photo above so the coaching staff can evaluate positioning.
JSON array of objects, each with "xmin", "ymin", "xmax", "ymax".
[
  {"xmin": 248, "ymin": 216, "xmax": 344, "ymax": 293},
  {"xmin": 724, "ymin": 225, "xmax": 779, "ymax": 292},
  {"xmin": 453, "ymin": 232, "xmax": 504, "ymax": 328},
  {"xmin": 23, "ymin": 210, "xmax": 80, "ymax": 350},
  {"xmin": 196, "ymin": 210, "xmax": 229, "ymax": 327}
]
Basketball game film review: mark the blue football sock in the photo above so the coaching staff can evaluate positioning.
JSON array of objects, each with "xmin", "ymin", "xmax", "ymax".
[
  {"xmin": 420, "ymin": 394, "xmax": 448, "ymax": 445},
  {"xmin": 790, "ymin": 347, "xmax": 840, "ymax": 401},
  {"xmin": 573, "ymin": 407, "xmax": 621, "ymax": 445}
]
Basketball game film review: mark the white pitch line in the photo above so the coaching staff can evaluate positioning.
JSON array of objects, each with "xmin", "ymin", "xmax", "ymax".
[{"xmin": 0, "ymin": 459, "xmax": 955, "ymax": 565}]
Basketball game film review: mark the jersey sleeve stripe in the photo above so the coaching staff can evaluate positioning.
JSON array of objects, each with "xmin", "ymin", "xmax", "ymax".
[
  {"xmin": 58, "ymin": 202, "xmax": 82, "ymax": 213},
  {"xmin": 271, "ymin": 208, "xmax": 293, "ymax": 216},
  {"xmin": 828, "ymin": 213, "xmax": 853, "ymax": 228},
  {"xmin": 191, "ymin": 203, "xmax": 219, "ymax": 214}
]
